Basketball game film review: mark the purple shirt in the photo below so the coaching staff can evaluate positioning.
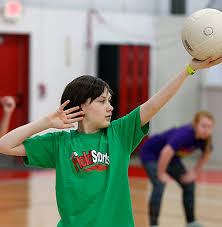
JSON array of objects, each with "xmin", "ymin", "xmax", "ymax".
[{"xmin": 140, "ymin": 124, "xmax": 208, "ymax": 163}]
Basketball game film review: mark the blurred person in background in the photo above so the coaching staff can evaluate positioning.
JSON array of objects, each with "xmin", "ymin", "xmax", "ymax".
[
  {"xmin": 0, "ymin": 96, "xmax": 16, "ymax": 137},
  {"xmin": 140, "ymin": 110, "xmax": 215, "ymax": 227}
]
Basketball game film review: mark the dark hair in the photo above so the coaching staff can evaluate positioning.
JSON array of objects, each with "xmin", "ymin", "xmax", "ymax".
[{"xmin": 61, "ymin": 75, "xmax": 113, "ymax": 110}]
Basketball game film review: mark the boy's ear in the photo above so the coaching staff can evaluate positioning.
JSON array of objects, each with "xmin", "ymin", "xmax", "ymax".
[
  {"xmin": 80, "ymin": 104, "xmax": 84, "ymax": 111},
  {"xmin": 80, "ymin": 98, "xmax": 90, "ymax": 111},
  {"xmin": 80, "ymin": 103, "xmax": 87, "ymax": 111}
]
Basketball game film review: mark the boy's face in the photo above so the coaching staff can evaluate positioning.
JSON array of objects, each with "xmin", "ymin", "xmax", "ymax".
[{"xmin": 81, "ymin": 88, "xmax": 113, "ymax": 129}]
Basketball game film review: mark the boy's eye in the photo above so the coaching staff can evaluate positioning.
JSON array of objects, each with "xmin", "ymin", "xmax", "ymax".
[{"xmin": 99, "ymin": 100, "xmax": 105, "ymax": 103}]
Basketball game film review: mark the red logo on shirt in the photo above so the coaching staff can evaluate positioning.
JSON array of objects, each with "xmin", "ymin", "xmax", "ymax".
[{"xmin": 71, "ymin": 150, "xmax": 110, "ymax": 173}]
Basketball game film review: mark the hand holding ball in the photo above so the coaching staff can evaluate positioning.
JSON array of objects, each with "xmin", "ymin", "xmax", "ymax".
[{"xmin": 182, "ymin": 8, "xmax": 222, "ymax": 60}]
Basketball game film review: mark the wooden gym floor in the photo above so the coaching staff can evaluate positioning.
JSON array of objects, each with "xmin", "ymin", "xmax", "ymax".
[{"xmin": 0, "ymin": 167, "xmax": 221, "ymax": 227}]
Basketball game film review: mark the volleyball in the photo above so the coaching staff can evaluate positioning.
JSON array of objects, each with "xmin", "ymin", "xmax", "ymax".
[{"xmin": 181, "ymin": 8, "xmax": 222, "ymax": 60}]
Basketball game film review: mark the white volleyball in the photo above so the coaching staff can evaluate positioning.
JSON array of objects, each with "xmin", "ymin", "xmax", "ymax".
[{"xmin": 182, "ymin": 8, "xmax": 222, "ymax": 60}]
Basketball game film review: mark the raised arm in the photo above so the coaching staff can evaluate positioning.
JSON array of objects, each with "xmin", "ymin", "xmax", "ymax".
[
  {"xmin": 0, "ymin": 101, "xmax": 84, "ymax": 156},
  {"xmin": 140, "ymin": 57, "xmax": 222, "ymax": 127},
  {"xmin": 0, "ymin": 96, "xmax": 16, "ymax": 137}
]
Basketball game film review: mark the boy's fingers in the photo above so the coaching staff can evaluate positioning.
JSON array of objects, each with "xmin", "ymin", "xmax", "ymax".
[
  {"xmin": 60, "ymin": 100, "xmax": 70, "ymax": 110},
  {"xmin": 211, "ymin": 57, "xmax": 222, "ymax": 66},
  {"xmin": 66, "ymin": 117, "xmax": 84, "ymax": 123},
  {"xmin": 67, "ymin": 111, "xmax": 84, "ymax": 119},
  {"xmin": 64, "ymin": 106, "xmax": 80, "ymax": 114},
  {"xmin": 63, "ymin": 117, "xmax": 84, "ymax": 127}
]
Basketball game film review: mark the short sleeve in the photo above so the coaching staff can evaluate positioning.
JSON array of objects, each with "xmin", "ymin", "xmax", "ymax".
[
  {"xmin": 111, "ymin": 106, "xmax": 149, "ymax": 154},
  {"xmin": 22, "ymin": 132, "xmax": 61, "ymax": 168},
  {"xmin": 167, "ymin": 128, "xmax": 193, "ymax": 152}
]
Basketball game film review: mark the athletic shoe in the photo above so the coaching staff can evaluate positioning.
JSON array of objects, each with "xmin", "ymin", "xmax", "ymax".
[{"xmin": 187, "ymin": 221, "xmax": 204, "ymax": 227}]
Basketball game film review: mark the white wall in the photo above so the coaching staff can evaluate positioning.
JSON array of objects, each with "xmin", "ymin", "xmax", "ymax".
[
  {"xmin": 204, "ymin": 86, "xmax": 222, "ymax": 162},
  {"xmin": 0, "ymin": 0, "xmax": 169, "ymax": 15},
  {"xmin": 186, "ymin": 0, "xmax": 210, "ymax": 14},
  {"xmin": 0, "ymin": 8, "xmax": 88, "ymax": 122},
  {"xmin": 150, "ymin": 16, "xmax": 202, "ymax": 134},
  {"xmin": 34, "ymin": 9, "xmax": 88, "ymax": 118},
  {"xmin": 1, "ymin": 0, "xmax": 217, "ymax": 15},
  {"xmin": 186, "ymin": 0, "xmax": 222, "ymax": 14},
  {"xmin": 88, "ymin": 11, "xmax": 155, "ymax": 76}
]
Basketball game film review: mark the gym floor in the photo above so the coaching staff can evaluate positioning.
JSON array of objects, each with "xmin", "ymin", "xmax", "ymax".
[{"xmin": 0, "ymin": 162, "xmax": 221, "ymax": 227}]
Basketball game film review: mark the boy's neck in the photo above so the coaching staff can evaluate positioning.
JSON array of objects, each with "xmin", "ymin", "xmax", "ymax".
[{"xmin": 77, "ymin": 122, "xmax": 100, "ymax": 134}]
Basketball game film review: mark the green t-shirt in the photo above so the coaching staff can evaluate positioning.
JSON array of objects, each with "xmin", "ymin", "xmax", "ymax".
[{"xmin": 23, "ymin": 106, "xmax": 149, "ymax": 227}]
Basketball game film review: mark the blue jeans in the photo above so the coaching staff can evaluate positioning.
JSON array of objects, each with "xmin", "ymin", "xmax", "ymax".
[{"xmin": 143, "ymin": 160, "xmax": 195, "ymax": 226}]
